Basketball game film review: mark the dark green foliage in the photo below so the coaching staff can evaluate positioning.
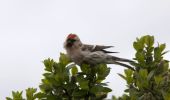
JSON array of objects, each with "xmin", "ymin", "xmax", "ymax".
[
  {"xmin": 6, "ymin": 53, "xmax": 111, "ymax": 100},
  {"xmin": 115, "ymin": 35, "xmax": 170, "ymax": 100}
]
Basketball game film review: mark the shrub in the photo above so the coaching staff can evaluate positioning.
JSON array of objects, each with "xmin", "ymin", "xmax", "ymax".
[
  {"xmin": 114, "ymin": 35, "xmax": 170, "ymax": 100},
  {"xmin": 6, "ymin": 35, "xmax": 170, "ymax": 100}
]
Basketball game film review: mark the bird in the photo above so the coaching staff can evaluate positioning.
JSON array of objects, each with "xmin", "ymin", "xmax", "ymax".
[{"xmin": 64, "ymin": 33, "xmax": 134, "ymax": 70}]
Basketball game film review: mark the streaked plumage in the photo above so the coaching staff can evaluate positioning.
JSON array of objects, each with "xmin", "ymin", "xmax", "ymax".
[
  {"xmin": 82, "ymin": 44, "xmax": 118, "ymax": 53},
  {"xmin": 64, "ymin": 33, "xmax": 134, "ymax": 70}
]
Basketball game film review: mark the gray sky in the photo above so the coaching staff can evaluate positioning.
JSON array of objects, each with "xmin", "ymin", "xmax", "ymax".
[{"xmin": 0, "ymin": 0, "xmax": 170, "ymax": 99}]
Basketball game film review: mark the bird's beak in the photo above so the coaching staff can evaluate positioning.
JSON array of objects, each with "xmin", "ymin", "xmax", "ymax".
[
  {"xmin": 66, "ymin": 39, "xmax": 75, "ymax": 47},
  {"xmin": 67, "ymin": 39, "xmax": 72, "ymax": 44}
]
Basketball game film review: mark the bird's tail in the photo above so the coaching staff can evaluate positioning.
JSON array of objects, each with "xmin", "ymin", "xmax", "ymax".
[
  {"xmin": 105, "ymin": 55, "xmax": 134, "ymax": 70},
  {"xmin": 110, "ymin": 56, "xmax": 133, "ymax": 63},
  {"xmin": 114, "ymin": 61, "xmax": 135, "ymax": 71}
]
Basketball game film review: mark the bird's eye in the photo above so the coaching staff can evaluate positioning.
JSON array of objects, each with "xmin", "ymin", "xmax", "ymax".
[{"xmin": 67, "ymin": 39, "xmax": 76, "ymax": 43}]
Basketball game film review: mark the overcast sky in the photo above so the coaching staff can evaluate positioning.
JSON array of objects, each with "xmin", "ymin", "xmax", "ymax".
[{"xmin": 0, "ymin": 0, "xmax": 170, "ymax": 99}]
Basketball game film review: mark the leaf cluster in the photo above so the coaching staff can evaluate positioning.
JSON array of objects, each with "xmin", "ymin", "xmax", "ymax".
[
  {"xmin": 6, "ymin": 53, "xmax": 111, "ymax": 100},
  {"xmin": 116, "ymin": 35, "xmax": 170, "ymax": 100}
]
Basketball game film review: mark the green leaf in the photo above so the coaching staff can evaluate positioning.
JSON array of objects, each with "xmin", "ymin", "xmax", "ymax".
[
  {"xmin": 77, "ymin": 77, "xmax": 89, "ymax": 90},
  {"xmin": 133, "ymin": 41, "xmax": 144, "ymax": 51},
  {"xmin": 43, "ymin": 58, "xmax": 54, "ymax": 72},
  {"xmin": 102, "ymin": 87, "xmax": 112, "ymax": 93},
  {"xmin": 39, "ymin": 81, "xmax": 52, "ymax": 93},
  {"xmin": 46, "ymin": 95, "xmax": 60, "ymax": 100},
  {"xmin": 97, "ymin": 64, "xmax": 110, "ymax": 81},
  {"xmin": 80, "ymin": 64, "xmax": 91, "ymax": 74},
  {"xmin": 71, "ymin": 66, "xmax": 78, "ymax": 76},
  {"xmin": 135, "ymin": 51, "xmax": 145, "ymax": 63},
  {"xmin": 162, "ymin": 91, "xmax": 170, "ymax": 100},
  {"xmin": 133, "ymin": 36, "xmax": 145, "ymax": 51},
  {"xmin": 154, "ymin": 47, "xmax": 162, "ymax": 61},
  {"xmin": 145, "ymin": 35, "xmax": 154, "ymax": 47},
  {"xmin": 112, "ymin": 96, "xmax": 117, "ymax": 100},
  {"xmin": 6, "ymin": 97, "xmax": 13, "ymax": 100},
  {"xmin": 126, "ymin": 76, "xmax": 133, "ymax": 85},
  {"xmin": 124, "ymin": 69, "xmax": 133, "ymax": 77},
  {"xmin": 137, "ymin": 69, "xmax": 149, "ymax": 88},
  {"xmin": 133, "ymin": 42, "xmax": 138, "ymax": 51},
  {"xmin": 118, "ymin": 73, "xmax": 126, "ymax": 80},
  {"xmin": 12, "ymin": 91, "xmax": 23, "ymax": 100},
  {"xmin": 124, "ymin": 89, "xmax": 129, "ymax": 93},
  {"xmin": 154, "ymin": 75, "xmax": 163, "ymax": 85},
  {"xmin": 80, "ymin": 80, "xmax": 89, "ymax": 90},
  {"xmin": 123, "ymin": 69, "xmax": 133, "ymax": 84},
  {"xmin": 97, "ymin": 64, "xmax": 107, "ymax": 74},
  {"xmin": 162, "ymin": 50, "xmax": 169, "ymax": 56},
  {"xmin": 139, "ymin": 69, "xmax": 148, "ymax": 79},
  {"xmin": 34, "ymin": 92, "xmax": 46, "ymax": 99},
  {"xmin": 147, "ymin": 70, "xmax": 155, "ymax": 81},
  {"xmin": 72, "ymin": 90, "xmax": 87, "ymax": 97},
  {"xmin": 26, "ymin": 88, "xmax": 37, "ymax": 100},
  {"xmin": 59, "ymin": 53, "xmax": 71, "ymax": 66},
  {"xmin": 136, "ymin": 80, "xmax": 143, "ymax": 89},
  {"xmin": 159, "ymin": 43, "xmax": 166, "ymax": 52},
  {"xmin": 96, "ymin": 83, "xmax": 108, "ymax": 86},
  {"xmin": 54, "ymin": 74, "xmax": 64, "ymax": 84},
  {"xmin": 90, "ymin": 85, "xmax": 112, "ymax": 94}
]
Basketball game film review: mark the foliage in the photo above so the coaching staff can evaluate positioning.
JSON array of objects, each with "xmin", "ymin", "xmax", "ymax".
[
  {"xmin": 115, "ymin": 35, "xmax": 170, "ymax": 100},
  {"xmin": 6, "ymin": 35, "xmax": 170, "ymax": 100},
  {"xmin": 6, "ymin": 53, "xmax": 111, "ymax": 100},
  {"xmin": 6, "ymin": 88, "xmax": 45, "ymax": 100}
]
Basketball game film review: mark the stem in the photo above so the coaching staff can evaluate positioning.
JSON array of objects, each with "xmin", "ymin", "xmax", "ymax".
[
  {"xmin": 63, "ymin": 88, "xmax": 72, "ymax": 100},
  {"xmin": 85, "ymin": 66, "xmax": 96, "ymax": 99}
]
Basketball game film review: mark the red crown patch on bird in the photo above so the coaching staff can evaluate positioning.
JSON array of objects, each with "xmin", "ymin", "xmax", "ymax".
[{"xmin": 67, "ymin": 34, "xmax": 77, "ymax": 39}]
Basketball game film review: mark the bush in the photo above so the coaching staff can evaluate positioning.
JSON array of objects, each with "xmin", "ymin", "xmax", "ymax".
[
  {"xmin": 6, "ymin": 53, "xmax": 111, "ymax": 100},
  {"xmin": 114, "ymin": 35, "xmax": 170, "ymax": 100},
  {"xmin": 6, "ymin": 35, "xmax": 170, "ymax": 100}
]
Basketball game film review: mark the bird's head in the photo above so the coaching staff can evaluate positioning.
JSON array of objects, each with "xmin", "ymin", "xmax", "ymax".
[{"xmin": 64, "ymin": 33, "xmax": 82, "ymax": 48}]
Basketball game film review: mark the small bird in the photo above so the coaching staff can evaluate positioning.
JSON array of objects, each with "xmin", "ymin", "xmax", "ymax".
[{"xmin": 64, "ymin": 33, "xmax": 134, "ymax": 70}]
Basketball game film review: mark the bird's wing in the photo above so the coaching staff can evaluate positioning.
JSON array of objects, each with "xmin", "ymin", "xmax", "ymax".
[
  {"xmin": 82, "ymin": 44, "xmax": 118, "ymax": 53},
  {"xmin": 82, "ymin": 51, "xmax": 106, "ymax": 64},
  {"xmin": 82, "ymin": 51, "xmax": 135, "ymax": 70}
]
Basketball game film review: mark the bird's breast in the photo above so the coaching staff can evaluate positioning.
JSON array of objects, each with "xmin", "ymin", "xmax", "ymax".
[{"xmin": 67, "ymin": 49, "xmax": 84, "ymax": 65}]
